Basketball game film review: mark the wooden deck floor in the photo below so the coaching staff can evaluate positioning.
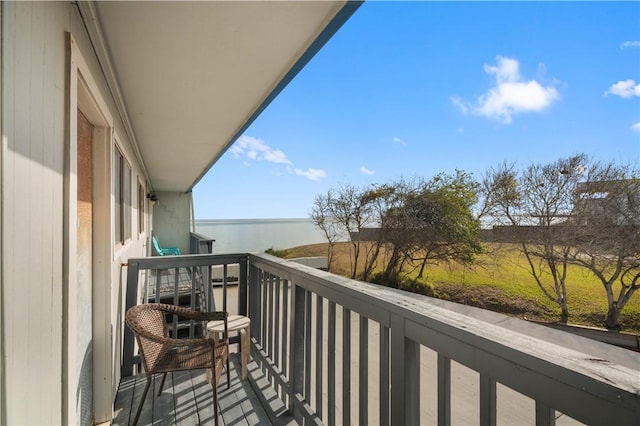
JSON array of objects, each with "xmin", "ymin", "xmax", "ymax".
[{"xmin": 112, "ymin": 354, "xmax": 295, "ymax": 425}]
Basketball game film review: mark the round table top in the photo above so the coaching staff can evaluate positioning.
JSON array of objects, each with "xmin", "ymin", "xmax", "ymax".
[{"xmin": 207, "ymin": 314, "xmax": 250, "ymax": 333}]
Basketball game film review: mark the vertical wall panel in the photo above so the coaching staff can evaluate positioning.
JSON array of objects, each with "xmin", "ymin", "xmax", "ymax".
[
  {"xmin": 2, "ymin": 2, "xmax": 149, "ymax": 424},
  {"xmin": 2, "ymin": 2, "xmax": 68, "ymax": 423},
  {"xmin": 10, "ymin": 2, "xmax": 34, "ymax": 422}
]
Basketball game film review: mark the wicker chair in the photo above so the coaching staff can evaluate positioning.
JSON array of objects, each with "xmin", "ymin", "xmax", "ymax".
[{"xmin": 125, "ymin": 303, "xmax": 230, "ymax": 426}]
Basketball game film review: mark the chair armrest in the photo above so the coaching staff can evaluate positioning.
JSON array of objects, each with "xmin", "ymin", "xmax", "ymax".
[
  {"xmin": 162, "ymin": 247, "xmax": 181, "ymax": 255},
  {"xmin": 154, "ymin": 303, "xmax": 228, "ymax": 323}
]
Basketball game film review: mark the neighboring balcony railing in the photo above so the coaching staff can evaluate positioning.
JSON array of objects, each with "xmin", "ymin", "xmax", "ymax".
[
  {"xmin": 123, "ymin": 253, "xmax": 640, "ymax": 425},
  {"xmin": 190, "ymin": 231, "xmax": 216, "ymax": 254}
]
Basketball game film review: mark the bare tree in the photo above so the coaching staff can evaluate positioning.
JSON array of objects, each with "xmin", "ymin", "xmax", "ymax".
[
  {"xmin": 567, "ymin": 161, "xmax": 640, "ymax": 329},
  {"xmin": 482, "ymin": 155, "xmax": 589, "ymax": 323},
  {"xmin": 312, "ymin": 184, "xmax": 377, "ymax": 279},
  {"xmin": 484, "ymin": 154, "xmax": 640, "ymax": 329},
  {"xmin": 310, "ymin": 193, "xmax": 343, "ymax": 271}
]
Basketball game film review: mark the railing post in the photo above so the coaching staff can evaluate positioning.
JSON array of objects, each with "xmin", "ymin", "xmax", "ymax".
[
  {"xmin": 122, "ymin": 260, "xmax": 140, "ymax": 376},
  {"xmin": 289, "ymin": 282, "xmax": 306, "ymax": 424}
]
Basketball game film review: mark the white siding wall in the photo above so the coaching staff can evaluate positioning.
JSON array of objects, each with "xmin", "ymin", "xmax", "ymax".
[
  {"xmin": 153, "ymin": 191, "xmax": 193, "ymax": 255},
  {"xmin": 1, "ymin": 3, "xmax": 150, "ymax": 424},
  {"xmin": 2, "ymin": 3, "xmax": 66, "ymax": 423}
]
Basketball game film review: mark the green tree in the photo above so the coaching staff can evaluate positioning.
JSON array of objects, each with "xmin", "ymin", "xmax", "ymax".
[{"xmin": 379, "ymin": 173, "xmax": 483, "ymax": 284}]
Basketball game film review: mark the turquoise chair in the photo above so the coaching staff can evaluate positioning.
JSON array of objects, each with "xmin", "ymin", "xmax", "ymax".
[{"xmin": 152, "ymin": 235, "xmax": 181, "ymax": 256}]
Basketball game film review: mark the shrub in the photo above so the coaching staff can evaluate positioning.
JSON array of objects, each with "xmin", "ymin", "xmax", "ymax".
[
  {"xmin": 398, "ymin": 275, "xmax": 437, "ymax": 297},
  {"xmin": 368, "ymin": 271, "xmax": 437, "ymax": 297},
  {"xmin": 265, "ymin": 247, "xmax": 291, "ymax": 258}
]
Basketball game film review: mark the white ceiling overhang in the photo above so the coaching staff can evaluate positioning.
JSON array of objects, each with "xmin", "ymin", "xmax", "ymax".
[{"xmin": 81, "ymin": 1, "xmax": 360, "ymax": 192}]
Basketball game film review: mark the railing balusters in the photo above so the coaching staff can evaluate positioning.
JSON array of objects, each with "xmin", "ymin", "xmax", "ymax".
[
  {"xmin": 289, "ymin": 283, "xmax": 306, "ymax": 424},
  {"xmin": 172, "ymin": 267, "xmax": 179, "ymax": 337},
  {"xmin": 281, "ymin": 278, "xmax": 289, "ymax": 404},
  {"xmin": 316, "ymin": 295, "xmax": 324, "ymax": 420},
  {"xmin": 274, "ymin": 276, "xmax": 281, "ymax": 396},
  {"xmin": 438, "ymin": 354, "xmax": 451, "ymax": 426},
  {"xmin": 535, "ymin": 402, "xmax": 556, "ymax": 426},
  {"xmin": 379, "ymin": 324, "xmax": 390, "ymax": 426},
  {"xmin": 328, "ymin": 301, "xmax": 336, "ymax": 426},
  {"xmin": 390, "ymin": 313, "xmax": 420, "ymax": 425},
  {"xmin": 480, "ymin": 374, "xmax": 497, "ymax": 426},
  {"xmin": 154, "ymin": 267, "xmax": 161, "ymax": 305},
  {"xmin": 405, "ymin": 338, "xmax": 420, "ymax": 425},
  {"xmin": 249, "ymin": 263, "xmax": 260, "ymax": 342},
  {"xmin": 359, "ymin": 315, "xmax": 368, "ymax": 426},
  {"xmin": 238, "ymin": 257, "xmax": 248, "ymax": 316},
  {"xmin": 343, "ymin": 307, "xmax": 351, "ymax": 426},
  {"xmin": 222, "ymin": 264, "xmax": 228, "ymax": 314},
  {"xmin": 305, "ymin": 291, "xmax": 312, "ymax": 403},
  {"xmin": 261, "ymin": 271, "xmax": 268, "ymax": 374},
  {"xmin": 267, "ymin": 273, "xmax": 274, "ymax": 382},
  {"xmin": 189, "ymin": 266, "xmax": 196, "ymax": 338}
]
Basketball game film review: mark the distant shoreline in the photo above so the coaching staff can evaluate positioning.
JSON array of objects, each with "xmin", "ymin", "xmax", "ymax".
[{"xmin": 194, "ymin": 218, "xmax": 328, "ymax": 254}]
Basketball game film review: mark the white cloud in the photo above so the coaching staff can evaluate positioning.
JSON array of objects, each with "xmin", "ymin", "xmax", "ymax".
[
  {"xmin": 294, "ymin": 168, "xmax": 326, "ymax": 182},
  {"xmin": 392, "ymin": 136, "xmax": 406, "ymax": 146},
  {"xmin": 604, "ymin": 79, "xmax": 640, "ymax": 98},
  {"xmin": 360, "ymin": 166, "xmax": 375, "ymax": 175},
  {"xmin": 631, "ymin": 122, "xmax": 640, "ymax": 132},
  {"xmin": 230, "ymin": 135, "xmax": 292, "ymax": 165},
  {"xmin": 620, "ymin": 41, "xmax": 640, "ymax": 49},
  {"xmin": 451, "ymin": 56, "xmax": 559, "ymax": 124}
]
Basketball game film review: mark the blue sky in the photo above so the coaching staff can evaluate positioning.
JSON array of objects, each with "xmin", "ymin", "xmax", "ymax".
[{"xmin": 193, "ymin": 1, "xmax": 640, "ymax": 219}]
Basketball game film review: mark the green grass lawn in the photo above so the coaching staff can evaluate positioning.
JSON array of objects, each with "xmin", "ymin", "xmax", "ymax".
[
  {"xmin": 424, "ymin": 244, "xmax": 640, "ymax": 331},
  {"xmin": 287, "ymin": 242, "xmax": 640, "ymax": 333}
]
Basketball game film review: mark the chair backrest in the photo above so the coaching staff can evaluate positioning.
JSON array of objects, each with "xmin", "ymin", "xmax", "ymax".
[
  {"xmin": 152, "ymin": 235, "xmax": 163, "ymax": 255},
  {"xmin": 125, "ymin": 304, "xmax": 169, "ymax": 373}
]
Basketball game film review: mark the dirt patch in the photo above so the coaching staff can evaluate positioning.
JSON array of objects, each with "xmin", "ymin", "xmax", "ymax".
[{"xmin": 430, "ymin": 282, "xmax": 555, "ymax": 321}]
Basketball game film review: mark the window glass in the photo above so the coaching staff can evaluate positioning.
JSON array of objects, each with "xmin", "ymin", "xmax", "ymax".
[
  {"xmin": 138, "ymin": 182, "xmax": 145, "ymax": 234},
  {"xmin": 123, "ymin": 162, "xmax": 131, "ymax": 241},
  {"xmin": 114, "ymin": 148, "xmax": 122, "ymax": 244}
]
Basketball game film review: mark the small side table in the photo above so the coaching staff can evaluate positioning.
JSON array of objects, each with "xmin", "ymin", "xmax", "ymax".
[{"xmin": 207, "ymin": 315, "xmax": 251, "ymax": 380}]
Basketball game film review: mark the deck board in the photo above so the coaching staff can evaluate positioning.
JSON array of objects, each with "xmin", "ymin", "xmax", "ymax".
[{"xmin": 113, "ymin": 354, "xmax": 292, "ymax": 425}]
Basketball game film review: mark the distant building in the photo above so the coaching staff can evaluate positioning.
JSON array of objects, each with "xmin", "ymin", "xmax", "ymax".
[{"xmin": 574, "ymin": 180, "xmax": 640, "ymax": 226}]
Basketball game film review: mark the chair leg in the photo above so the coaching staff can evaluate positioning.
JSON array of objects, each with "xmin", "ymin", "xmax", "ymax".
[
  {"xmin": 157, "ymin": 372, "xmax": 168, "ymax": 396},
  {"xmin": 213, "ymin": 384, "xmax": 220, "ymax": 426},
  {"xmin": 226, "ymin": 356, "xmax": 230, "ymax": 389},
  {"xmin": 132, "ymin": 376, "xmax": 152, "ymax": 426}
]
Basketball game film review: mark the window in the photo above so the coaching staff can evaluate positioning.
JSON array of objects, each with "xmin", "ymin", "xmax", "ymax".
[{"xmin": 114, "ymin": 147, "xmax": 131, "ymax": 244}]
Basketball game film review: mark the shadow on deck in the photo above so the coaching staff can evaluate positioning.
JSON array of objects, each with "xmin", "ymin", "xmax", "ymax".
[{"xmin": 113, "ymin": 354, "xmax": 296, "ymax": 425}]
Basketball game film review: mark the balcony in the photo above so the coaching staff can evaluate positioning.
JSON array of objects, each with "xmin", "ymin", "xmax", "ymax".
[{"xmin": 119, "ymin": 253, "xmax": 640, "ymax": 425}]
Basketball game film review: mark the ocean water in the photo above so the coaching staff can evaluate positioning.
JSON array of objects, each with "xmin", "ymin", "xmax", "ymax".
[{"xmin": 195, "ymin": 218, "xmax": 330, "ymax": 254}]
